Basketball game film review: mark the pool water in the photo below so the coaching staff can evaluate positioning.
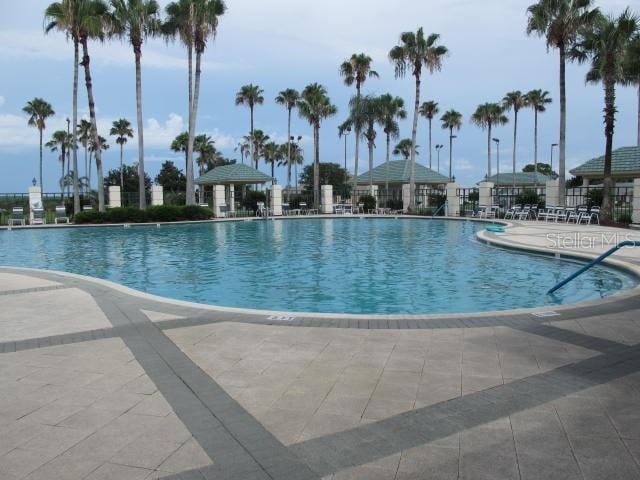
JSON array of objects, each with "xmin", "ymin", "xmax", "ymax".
[{"xmin": 0, "ymin": 218, "xmax": 636, "ymax": 314}]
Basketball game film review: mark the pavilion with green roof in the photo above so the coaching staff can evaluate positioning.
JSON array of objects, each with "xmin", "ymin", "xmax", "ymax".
[
  {"xmin": 355, "ymin": 159, "xmax": 449, "ymax": 187},
  {"xmin": 569, "ymin": 146, "xmax": 640, "ymax": 183},
  {"xmin": 483, "ymin": 172, "xmax": 551, "ymax": 186},
  {"xmin": 195, "ymin": 163, "xmax": 273, "ymax": 185}
]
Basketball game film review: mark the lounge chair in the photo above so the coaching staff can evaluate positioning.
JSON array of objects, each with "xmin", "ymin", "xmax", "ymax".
[
  {"xmin": 82, "ymin": 205, "xmax": 94, "ymax": 212},
  {"xmin": 504, "ymin": 204, "xmax": 521, "ymax": 220},
  {"xmin": 577, "ymin": 207, "xmax": 590, "ymax": 224},
  {"xmin": 282, "ymin": 203, "xmax": 290, "ymax": 216},
  {"xmin": 9, "ymin": 207, "xmax": 25, "ymax": 226},
  {"xmin": 299, "ymin": 202, "xmax": 308, "ymax": 215},
  {"xmin": 31, "ymin": 207, "xmax": 45, "ymax": 225},
  {"xmin": 54, "ymin": 206, "xmax": 70, "ymax": 224},
  {"xmin": 589, "ymin": 206, "xmax": 600, "ymax": 225}
]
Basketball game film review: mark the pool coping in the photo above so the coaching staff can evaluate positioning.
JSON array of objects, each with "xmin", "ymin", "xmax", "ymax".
[{"xmin": 2, "ymin": 215, "xmax": 640, "ymax": 323}]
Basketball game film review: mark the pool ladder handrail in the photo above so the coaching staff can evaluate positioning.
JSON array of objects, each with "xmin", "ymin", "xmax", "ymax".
[
  {"xmin": 432, "ymin": 201, "xmax": 447, "ymax": 219},
  {"xmin": 547, "ymin": 240, "xmax": 640, "ymax": 295}
]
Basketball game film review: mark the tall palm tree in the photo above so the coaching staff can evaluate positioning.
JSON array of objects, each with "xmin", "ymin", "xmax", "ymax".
[
  {"xmin": 525, "ymin": 89, "xmax": 553, "ymax": 184},
  {"xmin": 389, "ymin": 29, "xmax": 447, "ymax": 209},
  {"xmin": 111, "ymin": 0, "xmax": 161, "ymax": 209},
  {"xmin": 170, "ymin": 131, "xmax": 189, "ymax": 172},
  {"xmin": 235, "ymin": 84, "xmax": 264, "ymax": 169},
  {"xmin": 419, "ymin": 100, "xmax": 439, "ymax": 169},
  {"xmin": 471, "ymin": 103, "xmax": 508, "ymax": 179},
  {"xmin": 275, "ymin": 88, "xmax": 299, "ymax": 190},
  {"xmin": 440, "ymin": 109, "xmax": 462, "ymax": 181},
  {"xmin": 88, "ymin": 134, "xmax": 108, "ymax": 193},
  {"xmin": 44, "ymin": 0, "xmax": 82, "ymax": 213},
  {"xmin": 263, "ymin": 141, "xmax": 284, "ymax": 184},
  {"xmin": 571, "ymin": 9, "xmax": 638, "ymax": 220},
  {"xmin": 393, "ymin": 139, "xmax": 419, "ymax": 159},
  {"xmin": 287, "ymin": 139, "xmax": 305, "ymax": 191},
  {"xmin": 246, "ymin": 130, "xmax": 269, "ymax": 170},
  {"xmin": 378, "ymin": 94, "xmax": 406, "ymax": 192},
  {"xmin": 527, "ymin": 0, "xmax": 600, "ymax": 203},
  {"xmin": 194, "ymin": 133, "xmax": 215, "ymax": 174},
  {"xmin": 164, "ymin": 0, "xmax": 226, "ymax": 205},
  {"xmin": 624, "ymin": 34, "xmax": 640, "ymax": 146},
  {"xmin": 297, "ymin": 83, "xmax": 337, "ymax": 207},
  {"xmin": 339, "ymin": 53, "xmax": 379, "ymax": 188},
  {"xmin": 503, "ymin": 91, "xmax": 529, "ymax": 188},
  {"xmin": 234, "ymin": 140, "xmax": 250, "ymax": 164},
  {"xmin": 77, "ymin": 119, "xmax": 92, "ymax": 180},
  {"xmin": 23, "ymin": 98, "xmax": 55, "ymax": 192},
  {"xmin": 46, "ymin": 130, "xmax": 73, "ymax": 200},
  {"xmin": 109, "ymin": 118, "xmax": 134, "ymax": 190}
]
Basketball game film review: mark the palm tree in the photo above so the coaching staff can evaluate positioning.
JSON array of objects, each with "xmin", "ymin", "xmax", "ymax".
[
  {"xmin": 46, "ymin": 130, "xmax": 73, "ymax": 200},
  {"xmin": 263, "ymin": 141, "xmax": 284, "ymax": 184},
  {"xmin": 503, "ymin": 91, "xmax": 529, "ymax": 188},
  {"xmin": 246, "ymin": 129, "xmax": 269, "ymax": 170},
  {"xmin": 624, "ymin": 34, "xmax": 640, "ymax": 146},
  {"xmin": 170, "ymin": 131, "xmax": 189, "ymax": 171},
  {"xmin": 234, "ymin": 140, "xmax": 250, "ymax": 164},
  {"xmin": 393, "ymin": 139, "xmax": 419, "ymax": 160},
  {"xmin": 525, "ymin": 89, "xmax": 553, "ymax": 184},
  {"xmin": 77, "ymin": 119, "xmax": 92, "ymax": 180},
  {"xmin": 419, "ymin": 100, "xmax": 439, "ymax": 169},
  {"xmin": 287, "ymin": 138, "xmax": 305, "ymax": 191},
  {"xmin": 235, "ymin": 84, "xmax": 264, "ymax": 169},
  {"xmin": 571, "ymin": 9, "xmax": 638, "ymax": 220},
  {"xmin": 88, "ymin": 134, "xmax": 109, "ymax": 194},
  {"xmin": 275, "ymin": 88, "xmax": 300, "ymax": 190},
  {"xmin": 164, "ymin": 0, "xmax": 226, "ymax": 205},
  {"xmin": 297, "ymin": 83, "xmax": 337, "ymax": 207},
  {"xmin": 194, "ymin": 133, "xmax": 215, "ymax": 175},
  {"xmin": 378, "ymin": 94, "xmax": 406, "ymax": 192},
  {"xmin": 440, "ymin": 109, "xmax": 462, "ymax": 181},
  {"xmin": 389, "ymin": 29, "xmax": 447, "ymax": 209},
  {"xmin": 111, "ymin": 0, "xmax": 161, "ymax": 209},
  {"xmin": 109, "ymin": 118, "xmax": 134, "ymax": 190},
  {"xmin": 44, "ymin": 0, "xmax": 82, "ymax": 213},
  {"xmin": 471, "ymin": 103, "xmax": 508, "ymax": 179},
  {"xmin": 527, "ymin": 0, "xmax": 600, "ymax": 204},
  {"xmin": 339, "ymin": 53, "xmax": 379, "ymax": 189},
  {"xmin": 23, "ymin": 98, "xmax": 55, "ymax": 192}
]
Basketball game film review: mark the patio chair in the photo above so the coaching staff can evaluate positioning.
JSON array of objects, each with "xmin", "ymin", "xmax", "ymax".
[
  {"xmin": 554, "ymin": 207, "xmax": 569, "ymax": 223},
  {"xmin": 54, "ymin": 206, "xmax": 70, "ymax": 224},
  {"xmin": 256, "ymin": 202, "xmax": 269, "ymax": 217},
  {"xmin": 566, "ymin": 207, "xmax": 581, "ymax": 223},
  {"xmin": 577, "ymin": 207, "xmax": 590, "ymax": 224},
  {"xmin": 82, "ymin": 205, "xmax": 94, "ymax": 212},
  {"xmin": 589, "ymin": 206, "xmax": 600, "ymax": 225},
  {"xmin": 31, "ymin": 207, "xmax": 45, "ymax": 225},
  {"xmin": 299, "ymin": 202, "xmax": 309, "ymax": 215},
  {"xmin": 334, "ymin": 204, "xmax": 344, "ymax": 215},
  {"xmin": 282, "ymin": 203, "xmax": 290, "ymax": 216},
  {"xmin": 504, "ymin": 204, "xmax": 521, "ymax": 220},
  {"xmin": 516, "ymin": 205, "xmax": 531, "ymax": 220},
  {"xmin": 9, "ymin": 207, "xmax": 25, "ymax": 226}
]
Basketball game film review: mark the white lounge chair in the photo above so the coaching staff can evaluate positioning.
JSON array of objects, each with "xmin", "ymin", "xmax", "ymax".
[
  {"xmin": 9, "ymin": 207, "xmax": 25, "ymax": 226},
  {"xmin": 31, "ymin": 207, "xmax": 45, "ymax": 225},
  {"xmin": 54, "ymin": 206, "xmax": 70, "ymax": 224}
]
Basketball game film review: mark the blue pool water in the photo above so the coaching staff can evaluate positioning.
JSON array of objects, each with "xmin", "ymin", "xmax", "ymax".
[{"xmin": 0, "ymin": 218, "xmax": 636, "ymax": 314}]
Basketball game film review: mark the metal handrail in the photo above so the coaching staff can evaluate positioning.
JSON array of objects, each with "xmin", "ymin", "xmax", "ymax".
[
  {"xmin": 547, "ymin": 241, "xmax": 640, "ymax": 295},
  {"xmin": 432, "ymin": 201, "xmax": 448, "ymax": 218}
]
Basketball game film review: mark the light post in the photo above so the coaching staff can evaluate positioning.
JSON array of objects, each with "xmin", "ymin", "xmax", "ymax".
[
  {"xmin": 493, "ymin": 138, "xmax": 500, "ymax": 206},
  {"xmin": 550, "ymin": 143, "xmax": 559, "ymax": 178},
  {"xmin": 435, "ymin": 144, "xmax": 443, "ymax": 174},
  {"xmin": 449, "ymin": 135, "xmax": 457, "ymax": 181}
]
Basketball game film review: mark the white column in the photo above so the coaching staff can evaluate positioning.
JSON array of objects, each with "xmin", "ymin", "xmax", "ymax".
[
  {"xmin": 370, "ymin": 185, "xmax": 379, "ymax": 208},
  {"xmin": 108, "ymin": 186, "xmax": 121, "ymax": 208},
  {"xmin": 632, "ymin": 178, "xmax": 640, "ymax": 224},
  {"xmin": 211, "ymin": 184, "xmax": 226, "ymax": 217},
  {"xmin": 321, "ymin": 185, "xmax": 333, "ymax": 214},
  {"xmin": 478, "ymin": 181, "xmax": 494, "ymax": 207},
  {"xmin": 270, "ymin": 184, "xmax": 283, "ymax": 216},
  {"xmin": 228, "ymin": 186, "xmax": 235, "ymax": 213},
  {"xmin": 151, "ymin": 185, "xmax": 163, "ymax": 206},
  {"xmin": 445, "ymin": 182, "xmax": 460, "ymax": 217},
  {"xmin": 402, "ymin": 184, "xmax": 411, "ymax": 213},
  {"xmin": 28, "ymin": 186, "xmax": 42, "ymax": 224},
  {"xmin": 546, "ymin": 179, "xmax": 560, "ymax": 207}
]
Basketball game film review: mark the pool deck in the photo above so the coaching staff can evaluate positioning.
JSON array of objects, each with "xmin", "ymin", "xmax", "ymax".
[{"xmin": 2, "ymin": 219, "xmax": 640, "ymax": 479}]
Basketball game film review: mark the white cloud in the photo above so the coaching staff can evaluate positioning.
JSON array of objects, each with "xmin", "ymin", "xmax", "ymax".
[
  {"xmin": 0, "ymin": 96, "xmax": 5, "ymax": 107},
  {"xmin": 144, "ymin": 113, "xmax": 185, "ymax": 148}
]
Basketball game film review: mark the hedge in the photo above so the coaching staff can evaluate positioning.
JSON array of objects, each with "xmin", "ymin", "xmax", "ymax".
[{"xmin": 73, "ymin": 205, "xmax": 213, "ymax": 224}]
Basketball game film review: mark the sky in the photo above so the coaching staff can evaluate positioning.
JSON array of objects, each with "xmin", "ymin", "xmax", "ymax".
[{"xmin": 0, "ymin": 0, "xmax": 638, "ymax": 193}]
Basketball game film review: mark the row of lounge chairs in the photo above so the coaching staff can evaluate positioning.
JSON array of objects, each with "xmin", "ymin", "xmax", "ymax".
[
  {"xmin": 4, "ymin": 206, "xmax": 89, "ymax": 226},
  {"xmin": 503, "ymin": 204, "xmax": 600, "ymax": 224}
]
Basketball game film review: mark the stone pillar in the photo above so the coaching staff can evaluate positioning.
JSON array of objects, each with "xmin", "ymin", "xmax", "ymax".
[
  {"xmin": 270, "ymin": 184, "xmax": 283, "ymax": 216},
  {"xmin": 108, "ymin": 186, "xmax": 121, "ymax": 208},
  {"xmin": 28, "ymin": 186, "xmax": 42, "ymax": 224},
  {"xmin": 445, "ymin": 182, "xmax": 460, "ymax": 217},
  {"xmin": 370, "ymin": 185, "xmax": 379, "ymax": 207},
  {"xmin": 151, "ymin": 185, "xmax": 163, "ymax": 206},
  {"xmin": 212, "ymin": 184, "xmax": 226, "ymax": 217},
  {"xmin": 546, "ymin": 179, "xmax": 560, "ymax": 207},
  {"xmin": 402, "ymin": 184, "xmax": 411, "ymax": 213},
  {"xmin": 321, "ymin": 185, "xmax": 333, "ymax": 214},
  {"xmin": 227, "ymin": 185, "xmax": 235, "ymax": 213},
  {"xmin": 478, "ymin": 181, "xmax": 494, "ymax": 207},
  {"xmin": 633, "ymin": 178, "xmax": 640, "ymax": 224}
]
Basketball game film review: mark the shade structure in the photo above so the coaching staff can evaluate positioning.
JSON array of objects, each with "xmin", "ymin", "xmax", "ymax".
[
  {"xmin": 355, "ymin": 159, "xmax": 449, "ymax": 186},
  {"xmin": 195, "ymin": 163, "xmax": 273, "ymax": 185}
]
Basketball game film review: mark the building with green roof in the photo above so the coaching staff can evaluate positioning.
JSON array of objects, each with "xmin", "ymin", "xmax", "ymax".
[
  {"xmin": 355, "ymin": 160, "xmax": 449, "ymax": 187},
  {"xmin": 483, "ymin": 172, "xmax": 551, "ymax": 186},
  {"xmin": 195, "ymin": 163, "xmax": 273, "ymax": 185},
  {"xmin": 569, "ymin": 146, "xmax": 640, "ymax": 182}
]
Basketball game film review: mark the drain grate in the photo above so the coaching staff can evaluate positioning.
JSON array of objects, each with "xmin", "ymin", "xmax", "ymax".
[{"xmin": 531, "ymin": 311, "xmax": 561, "ymax": 318}]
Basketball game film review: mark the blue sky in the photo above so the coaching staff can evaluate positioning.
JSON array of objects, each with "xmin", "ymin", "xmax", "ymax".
[{"xmin": 0, "ymin": 0, "xmax": 637, "ymax": 192}]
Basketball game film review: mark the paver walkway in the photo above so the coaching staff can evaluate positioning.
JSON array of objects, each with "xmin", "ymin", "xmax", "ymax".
[{"xmin": 1, "ymin": 253, "xmax": 640, "ymax": 479}]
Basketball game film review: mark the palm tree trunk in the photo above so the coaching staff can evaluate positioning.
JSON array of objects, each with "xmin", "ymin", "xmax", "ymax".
[
  {"xmin": 61, "ymin": 149, "xmax": 65, "ymax": 202},
  {"xmin": 186, "ymin": 48, "xmax": 201, "ymax": 206},
  {"xmin": 120, "ymin": 143, "xmax": 124, "ymax": 191},
  {"xmin": 88, "ymin": 152, "xmax": 92, "ymax": 187},
  {"xmin": 409, "ymin": 75, "xmax": 420, "ymax": 209},
  {"xmin": 533, "ymin": 109, "xmax": 539, "ymax": 188},
  {"xmin": 368, "ymin": 138, "xmax": 374, "ymax": 194},
  {"xmin": 72, "ymin": 40, "xmax": 80, "ymax": 214},
  {"xmin": 512, "ymin": 110, "xmax": 517, "ymax": 189},
  {"xmin": 636, "ymin": 81, "xmax": 639, "ymax": 146},
  {"xmin": 80, "ymin": 37, "xmax": 105, "ymax": 212},
  {"xmin": 602, "ymin": 77, "xmax": 616, "ymax": 221},
  {"xmin": 250, "ymin": 106, "xmax": 255, "ymax": 169},
  {"xmin": 428, "ymin": 118, "xmax": 432, "ymax": 169},
  {"xmin": 134, "ymin": 44, "xmax": 146, "ymax": 209},
  {"xmin": 558, "ymin": 43, "xmax": 567, "ymax": 206},
  {"xmin": 487, "ymin": 124, "xmax": 492, "ymax": 179},
  {"xmin": 287, "ymin": 108, "xmax": 292, "ymax": 194},
  {"xmin": 352, "ymin": 127, "xmax": 360, "ymax": 194},
  {"xmin": 185, "ymin": 44, "xmax": 194, "ymax": 203},
  {"xmin": 84, "ymin": 145, "xmax": 88, "ymax": 181},
  {"xmin": 385, "ymin": 133, "xmax": 390, "ymax": 194},
  {"xmin": 39, "ymin": 128, "xmax": 43, "ymax": 193},
  {"xmin": 314, "ymin": 124, "xmax": 320, "ymax": 208},
  {"xmin": 448, "ymin": 128, "xmax": 453, "ymax": 181}
]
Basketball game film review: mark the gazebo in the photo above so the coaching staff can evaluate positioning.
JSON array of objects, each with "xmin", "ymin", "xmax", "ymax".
[
  {"xmin": 570, "ymin": 146, "xmax": 640, "ymax": 185},
  {"xmin": 195, "ymin": 163, "xmax": 272, "ymax": 214},
  {"xmin": 355, "ymin": 159, "xmax": 449, "ymax": 188}
]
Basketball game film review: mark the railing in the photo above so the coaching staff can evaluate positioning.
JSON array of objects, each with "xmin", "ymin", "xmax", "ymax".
[
  {"xmin": 457, "ymin": 188, "xmax": 478, "ymax": 217},
  {"xmin": 414, "ymin": 188, "xmax": 446, "ymax": 216},
  {"xmin": 492, "ymin": 186, "xmax": 546, "ymax": 211},
  {"xmin": 566, "ymin": 186, "xmax": 633, "ymax": 223}
]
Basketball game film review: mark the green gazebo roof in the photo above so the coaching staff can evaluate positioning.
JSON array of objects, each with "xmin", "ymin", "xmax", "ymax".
[
  {"xmin": 195, "ymin": 163, "xmax": 272, "ymax": 185},
  {"xmin": 355, "ymin": 160, "xmax": 449, "ymax": 185},
  {"xmin": 569, "ymin": 146, "xmax": 640, "ymax": 178},
  {"xmin": 485, "ymin": 172, "xmax": 551, "ymax": 186}
]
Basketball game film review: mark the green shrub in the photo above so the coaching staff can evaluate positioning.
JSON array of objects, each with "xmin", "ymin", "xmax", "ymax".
[
  {"xmin": 359, "ymin": 194, "xmax": 376, "ymax": 211},
  {"xmin": 616, "ymin": 212, "xmax": 632, "ymax": 224},
  {"xmin": 385, "ymin": 198, "xmax": 403, "ymax": 210},
  {"xmin": 241, "ymin": 191, "xmax": 267, "ymax": 211},
  {"xmin": 73, "ymin": 205, "xmax": 213, "ymax": 224},
  {"xmin": 586, "ymin": 188, "xmax": 603, "ymax": 208},
  {"xmin": 515, "ymin": 189, "xmax": 542, "ymax": 207}
]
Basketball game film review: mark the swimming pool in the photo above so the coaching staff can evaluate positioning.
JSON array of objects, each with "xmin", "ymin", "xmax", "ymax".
[{"xmin": 0, "ymin": 218, "xmax": 636, "ymax": 314}]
